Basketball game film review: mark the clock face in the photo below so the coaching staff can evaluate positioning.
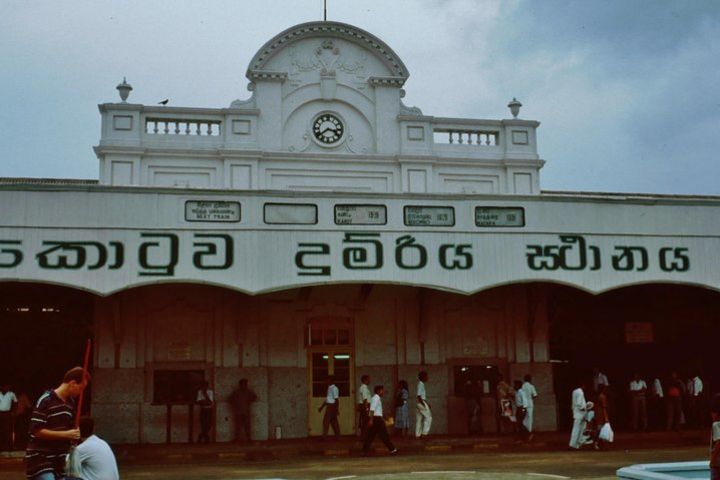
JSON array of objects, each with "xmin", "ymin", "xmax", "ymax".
[{"xmin": 313, "ymin": 114, "xmax": 344, "ymax": 145}]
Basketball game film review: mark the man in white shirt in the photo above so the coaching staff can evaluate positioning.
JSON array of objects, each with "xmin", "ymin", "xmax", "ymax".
[
  {"xmin": 569, "ymin": 383, "xmax": 588, "ymax": 449},
  {"xmin": 687, "ymin": 373, "xmax": 704, "ymax": 426},
  {"xmin": 67, "ymin": 417, "xmax": 120, "ymax": 480},
  {"xmin": 650, "ymin": 377, "xmax": 664, "ymax": 429},
  {"xmin": 592, "ymin": 368, "xmax": 610, "ymax": 393},
  {"xmin": 521, "ymin": 375, "xmax": 538, "ymax": 438},
  {"xmin": 629, "ymin": 373, "xmax": 648, "ymax": 431},
  {"xmin": 319, "ymin": 376, "xmax": 340, "ymax": 439},
  {"xmin": 357, "ymin": 375, "xmax": 371, "ymax": 438},
  {"xmin": 415, "ymin": 371, "xmax": 432, "ymax": 438},
  {"xmin": 362, "ymin": 385, "xmax": 397, "ymax": 455},
  {"xmin": 0, "ymin": 384, "xmax": 18, "ymax": 451},
  {"xmin": 514, "ymin": 380, "xmax": 529, "ymax": 442}
]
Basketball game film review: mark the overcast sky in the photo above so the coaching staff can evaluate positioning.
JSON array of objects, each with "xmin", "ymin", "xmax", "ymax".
[{"xmin": 1, "ymin": 0, "xmax": 718, "ymax": 194}]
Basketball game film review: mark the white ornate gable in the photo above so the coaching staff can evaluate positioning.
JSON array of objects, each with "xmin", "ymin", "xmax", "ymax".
[{"xmin": 96, "ymin": 21, "xmax": 544, "ymax": 194}]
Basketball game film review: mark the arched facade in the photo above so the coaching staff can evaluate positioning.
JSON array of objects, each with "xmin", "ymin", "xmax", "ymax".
[{"xmin": 2, "ymin": 21, "xmax": 720, "ymax": 444}]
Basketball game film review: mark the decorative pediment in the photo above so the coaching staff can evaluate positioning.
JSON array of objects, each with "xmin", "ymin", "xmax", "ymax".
[{"xmin": 246, "ymin": 21, "xmax": 409, "ymax": 82}]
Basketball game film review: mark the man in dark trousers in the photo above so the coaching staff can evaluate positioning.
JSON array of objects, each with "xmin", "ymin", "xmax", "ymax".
[
  {"xmin": 318, "ymin": 376, "xmax": 340, "ymax": 439},
  {"xmin": 231, "ymin": 379, "xmax": 257, "ymax": 442},
  {"xmin": 25, "ymin": 367, "xmax": 90, "ymax": 480},
  {"xmin": 195, "ymin": 381, "xmax": 215, "ymax": 443},
  {"xmin": 362, "ymin": 385, "xmax": 397, "ymax": 455}
]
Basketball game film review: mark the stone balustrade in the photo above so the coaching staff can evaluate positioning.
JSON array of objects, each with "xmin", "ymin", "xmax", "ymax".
[
  {"xmin": 145, "ymin": 118, "xmax": 221, "ymax": 136},
  {"xmin": 432, "ymin": 128, "xmax": 499, "ymax": 146}
]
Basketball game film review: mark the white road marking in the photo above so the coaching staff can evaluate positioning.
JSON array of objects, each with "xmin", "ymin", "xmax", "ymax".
[
  {"xmin": 527, "ymin": 473, "xmax": 570, "ymax": 479},
  {"xmin": 411, "ymin": 471, "xmax": 477, "ymax": 475},
  {"xmin": 325, "ymin": 476, "xmax": 357, "ymax": 480}
]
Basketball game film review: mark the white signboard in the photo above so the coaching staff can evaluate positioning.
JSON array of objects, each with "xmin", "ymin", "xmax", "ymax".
[
  {"xmin": 334, "ymin": 205, "xmax": 386, "ymax": 225},
  {"xmin": 185, "ymin": 201, "xmax": 240, "ymax": 222},
  {"xmin": 475, "ymin": 207, "xmax": 524, "ymax": 227},
  {"xmin": 264, "ymin": 203, "xmax": 317, "ymax": 224},
  {"xmin": 404, "ymin": 206, "xmax": 454, "ymax": 226}
]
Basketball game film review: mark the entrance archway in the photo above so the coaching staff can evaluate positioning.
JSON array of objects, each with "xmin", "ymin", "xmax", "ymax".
[
  {"xmin": 548, "ymin": 283, "xmax": 720, "ymax": 430},
  {"xmin": 0, "ymin": 282, "xmax": 94, "ymax": 448}
]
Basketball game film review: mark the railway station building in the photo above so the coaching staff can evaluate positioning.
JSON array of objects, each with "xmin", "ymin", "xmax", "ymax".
[{"xmin": 1, "ymin": 21, "xmax": 719, "ymax": 443}]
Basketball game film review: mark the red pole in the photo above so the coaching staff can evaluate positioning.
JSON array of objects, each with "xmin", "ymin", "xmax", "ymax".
[{"xmin": 75, "ymin": 338, "xmax": 92, "ymax": 428}]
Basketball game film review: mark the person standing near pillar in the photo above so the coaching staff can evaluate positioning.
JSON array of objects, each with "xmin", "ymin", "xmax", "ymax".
[
  {"xmin": 0, "ymin": 384, "xmax": 17, "ymax": 451},
  {"xmin": 688, "ymin": 372, "xmax": 703, "ymax": 427},
  {"xmin": 231, "ymin": 378, "xmax": 257, "ymax": 442},
  {"xmin": 362, "ymin": 385, "xmax": 397, "ymax": 455},
  {"xmin": 415, "ymin": 371, "xmax": 432, "ymax": 438},
  {"xmin": 592, "ymin": 368, "xmax": 609, "ymax": 393},
  {"xmin": 357, "ymin": 375, "xmax": 371, "ymax": 438},
  {"xmin": 521, "ymin": 375, "xmax": 538, "ymax": 440},
  {"xmin": 666, "ymin": 372, "xmax": 684, "ymax": 431},
  {"xmin": 319, "ymin": 376, "xmax": 340, "ymax": 439},
  {"xmin": 629, "ymin": 373, "xmax": 648, "ymax": 431},
  {"xmin": 650, "ymin": 376, "xmax": 664, "ymax": 429},
  {"xmin": 195, "ymin": 381, "xmax": 214, "ymax": 443}
]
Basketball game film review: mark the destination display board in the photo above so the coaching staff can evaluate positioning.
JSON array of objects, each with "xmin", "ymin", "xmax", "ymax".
[
  {"xmin": 475, "ymin": 207, "xmax": 525, "ymax": 227},
  {"xmin": 264, "ymin": 203, "xmax": 317, "ymax": 224},
  {"xmin": 404, "ymin": 206, "xmax": 455, "ymax": 227},
  {"xmin": 334, "ymin": 205, "xmax": 386, "ymax": 225}
]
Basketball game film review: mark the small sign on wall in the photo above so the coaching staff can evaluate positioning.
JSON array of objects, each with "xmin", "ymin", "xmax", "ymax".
[
  {"xmin": 625, "ymin": 322, "xmax": 654, "ymax": 343},
  {"xmin": 185, "ymin": 201, "xmax": 241, "ymax": 222}
]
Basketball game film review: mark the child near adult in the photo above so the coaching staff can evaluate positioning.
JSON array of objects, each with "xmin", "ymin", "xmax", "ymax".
[{"xmin": 362, "ymin": 385, "xmax": 397, "ymax": 455}]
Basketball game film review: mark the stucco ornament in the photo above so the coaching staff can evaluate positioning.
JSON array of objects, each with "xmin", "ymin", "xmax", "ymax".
[{"xmin": 290, "ymin": 40, "xmax": 367, "ymax": 78}]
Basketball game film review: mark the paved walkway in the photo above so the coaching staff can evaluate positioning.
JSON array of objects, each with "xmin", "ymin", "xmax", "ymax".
[{"xmin": 1, "ymin": 429, "xmax": 708, "ymax": 466}]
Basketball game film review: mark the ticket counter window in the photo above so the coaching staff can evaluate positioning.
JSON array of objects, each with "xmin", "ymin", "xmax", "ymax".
[{"xmin": 453, "ymin": 365, "xmax": 499, "ymax": 397}]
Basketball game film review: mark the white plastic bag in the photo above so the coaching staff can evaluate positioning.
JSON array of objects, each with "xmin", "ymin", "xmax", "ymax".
[{"xmin": 598, "ymin": 422, "xmax": 614, "ymax": 443}]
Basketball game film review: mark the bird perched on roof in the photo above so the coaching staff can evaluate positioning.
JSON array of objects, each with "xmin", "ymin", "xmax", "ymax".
[{"xmin": 158, "ymin": 99, "xmax": 169, "ymax": 105}]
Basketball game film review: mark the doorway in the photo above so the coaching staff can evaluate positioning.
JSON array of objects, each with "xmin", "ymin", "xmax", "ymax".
[{"xmin": 306, "ymin": 321, "xmax": 355, "ymax": 436}]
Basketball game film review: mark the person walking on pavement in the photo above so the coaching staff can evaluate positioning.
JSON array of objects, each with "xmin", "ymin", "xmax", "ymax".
[
  {"xmin": 629, "ymin": 373, "xmax": 648, "ymax": 431},
  {"xmin": 319, "ymin": 376, "xmax": 340, "ymax": 439},
  {"xmin": 0, "ymin": 383, "xmax": 17, "ymax": 452},
  {"xmin": 521, "ymin": 375, "xmax": 538, "ymax": 440},
  {"xmin": 357, "ymin": 375, "xmax": 371, "ymax": 438},
  {"xmin": 496, "ymin": 374, "xmax": 515, "ymax": 434},
  {"xmin": 195, "ymin": 381, "xmax": 215, "ymax": 443},
  {"xmin": 514, "ymin": 380, "xmax": 529, "ymax": 443},
  {"xmin": 362, "ymin": 385, "xmax": 397, "ymax": 455},
  {"xmin": 569, "ymin": 381, "xmax": 589, "ymax": 449},
  {"xmin": 231, "ymin": 378, "xmax": 257, "ymax": 442},
  {"xmin": 415, "ymin": 371, "xmax": 432, "ymax": 438}
]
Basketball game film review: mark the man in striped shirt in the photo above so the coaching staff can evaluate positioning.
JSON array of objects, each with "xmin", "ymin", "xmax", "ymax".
[{"xmin": 25, "ymin": 367, "xmax": 90, "ymax": 480}]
